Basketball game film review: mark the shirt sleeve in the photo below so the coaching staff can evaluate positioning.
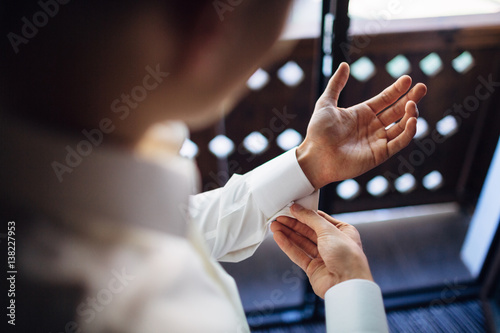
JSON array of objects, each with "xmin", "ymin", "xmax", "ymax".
[
  {"xmin": 189, "ymin": 148, "xmax": 316, "ymax": 262},
  {"xmin": 324, "ymin": 279, "xmax": 389, "ymax": 333}
]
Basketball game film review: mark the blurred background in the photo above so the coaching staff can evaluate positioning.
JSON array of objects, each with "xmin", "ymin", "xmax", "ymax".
[{"xmin": 182, "ymin": 1, "xmax": 500, "ymax": 331}]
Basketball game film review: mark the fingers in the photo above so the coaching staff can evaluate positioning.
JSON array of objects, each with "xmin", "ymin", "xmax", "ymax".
[
  {"xmin": 290, "ymin": 204, "xmax": 341, "ymax": 237},
  {"xmin": 365, "ymin": 75, "xmax": 412, "ymax": 114},
  {"xmin": 377, "ymin": 83, "xmax": 427, "ymax": 126},
  {"xmin": 275, "ymin": 215, "xmax": 318, "ymax": 244},
  {"xmin": 399, "ymin": 82, "xmax": 428, "ymax": 107},
  {"xmin": 271, "ymin": 221, "xmax": 319, "ymax": 258},
  {"xmin": 387, "ymin": 115, "xmax": 417, "ymax": 157},
  {"xmin": 277, "ymin": 211, "xmax": 351, "ymax": 243},
  {"xmin": 322, "ymin": 62, "xmax": 350, "ymax": 106},
  {"xmin": 284, "ymin": 205, "xmax": 362, "ymax": 248},
  {"xmin": 317, "ymin": 210, "xmax": 347, "ymax": 228},
  {"xmin": 386, "ymin": 101, "xmax": 418, "ymax": 140},
  {"xmin": 272, "ymin": 230, "xmax": 312, "ymax": 273},
  {"xmin": 317, "ymin": 210, "xmax": 361, "ymax": 245}
]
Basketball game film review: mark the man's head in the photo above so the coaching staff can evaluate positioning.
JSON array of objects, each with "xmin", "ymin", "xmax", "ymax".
[{"xmin": 1, "ymin": 1, "xmax": 293, "ymax": 143}]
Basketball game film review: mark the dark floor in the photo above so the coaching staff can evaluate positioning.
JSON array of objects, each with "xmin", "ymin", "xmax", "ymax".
[
  {"xmin": 252, "ymin": 299, "xmax": 486, "ymax": 332},
  {"xmin": 357, "ymin": 210, "xmax": 472, "ymax": 294},
  {"xmin": 222, "ymin": 234, "xmax": 308, "ymax": 312},
  {"xmin": 387, "ymin": 299, "xmax": 485, "ymax": 332}
]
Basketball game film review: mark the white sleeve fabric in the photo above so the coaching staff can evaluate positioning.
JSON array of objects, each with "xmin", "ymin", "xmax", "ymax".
[
  {"xmin": 324, "ymin": 279, "xmax": 389, "ymax": 333},
  {"xmin": 189, "ymin": 148, "xmax": 317, "ymax": 262}
]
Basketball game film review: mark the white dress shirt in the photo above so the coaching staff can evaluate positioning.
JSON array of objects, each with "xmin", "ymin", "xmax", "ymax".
[{"xmin": 1, "ymin": 117, "xmax": 388, "ymax": 332}]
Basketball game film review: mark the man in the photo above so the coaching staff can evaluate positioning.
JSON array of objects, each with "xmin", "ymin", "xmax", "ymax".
[{"xmin": 0, "ymin": 1, "xmax": 426, "ymax": 332}]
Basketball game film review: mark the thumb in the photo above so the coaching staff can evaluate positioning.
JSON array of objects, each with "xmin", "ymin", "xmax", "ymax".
[{"xmin": 321, "ymin": 62, "xmax": 350, "ymax": 107}]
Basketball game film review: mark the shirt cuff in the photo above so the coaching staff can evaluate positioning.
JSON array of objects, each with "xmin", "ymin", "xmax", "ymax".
[
  {"xmin": 325, "ymin": 279, "xmax": 389, "ymax": 333},
  {"xmin": 248, "ymin": 148, "xmax": 315, "ymax": 218}
]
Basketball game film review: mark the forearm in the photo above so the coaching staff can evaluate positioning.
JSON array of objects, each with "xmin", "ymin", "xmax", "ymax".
[{"xmin": 189, "ymin": 148, "xmax": 316, "ymax": 261}]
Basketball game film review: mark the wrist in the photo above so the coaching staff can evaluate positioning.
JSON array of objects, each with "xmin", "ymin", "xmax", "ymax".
[
  {"xmin": 296, "ymin": 142, "xmax": 323, "ymax": 189},
  {"xmin": 340, "ymin": 271, "xmax": 374, "ymax": 284},
  {"xmin": 338, "ymin": 253, "xmax": 374, "ymax": 284}
]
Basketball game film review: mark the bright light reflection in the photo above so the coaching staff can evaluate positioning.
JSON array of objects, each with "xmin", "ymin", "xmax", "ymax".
[
  {"xmin": 179, "ymin": 139, "xmax": 199, "ymax": 159},
  {"xmin": 243, "ymin": 132, "xmax": 269, "ymax": 155},
  {"xmin": 349, "ymin": 0, "xmax": 500, "ymax": 20},
  {"xmin": 277, "ymin": 129, "xmax": 303, "ymax": 151},
  {"xmin": 423, "ymin": 171, "xmax": 444, "ymax": 190},
  {"xmin": 415, "ymin": 118, "xmax": 429, "ymax": 140},
  {"xmin": 277, "ymin": 61, "xmax": 305, "ymax": 87},
  {"xmin": 395, "ymin": 173, "xmax": 417, "ymax": 193},
  {"xmin": 386, "ymin": 55, "xmax": 411, "ymax": 79},
  {"xmin": 351, "ymin": 57, "xmax": 376, "ymax": 82},
  {"xmin": 436, "ymin": 115, "xmax": 459, "ymax": 137},
  {"xmin": 367, "ymin": 176, "xmax": 389, "ymax": 197},
  {"xmin": 452, "ymin": 51, "xmax": 475, "ymax": 74},
  {"xmin": 209, "ymin": 135, "xmax": 234, "ymax": 159},
  {"xmin": 420, "ymin": 53, "xmax": 443, "ymax": 77},
  {"xmin": 247, "ymin": 69, "xmax": 270, "ymax": 91},
  {"xmin": 337, "ymin": 179, "xmax": 361, "ymax": 200}
]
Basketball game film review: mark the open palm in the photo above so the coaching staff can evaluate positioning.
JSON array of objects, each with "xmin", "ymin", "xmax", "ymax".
[{"xmin": 297, "ymin": 63, "xmax": 427, "ymax": 189}]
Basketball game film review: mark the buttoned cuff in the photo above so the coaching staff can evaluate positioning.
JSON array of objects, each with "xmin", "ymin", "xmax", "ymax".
[
  {"xmin": 248, "ymin": 148, "xmax": 315, "ymax": 219},
  {"xmin": 325, "ymin": 279, "xmax": 389, "ymax": 333}
]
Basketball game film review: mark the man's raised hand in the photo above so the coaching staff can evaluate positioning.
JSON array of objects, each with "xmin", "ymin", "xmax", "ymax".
[{"xmin": 297, "ymin": 62, "xmax": 427, "ymax": 189}]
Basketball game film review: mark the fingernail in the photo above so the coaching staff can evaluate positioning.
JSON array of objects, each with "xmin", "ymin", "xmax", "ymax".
[{"xmin": 291, "ymin": 204, "xmax": 304, "ymax": 212}]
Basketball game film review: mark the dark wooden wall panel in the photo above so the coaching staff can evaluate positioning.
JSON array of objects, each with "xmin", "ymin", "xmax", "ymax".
[{"xmin": 191, "ymin": 39, "xmax": 319, "ymax": 190}]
